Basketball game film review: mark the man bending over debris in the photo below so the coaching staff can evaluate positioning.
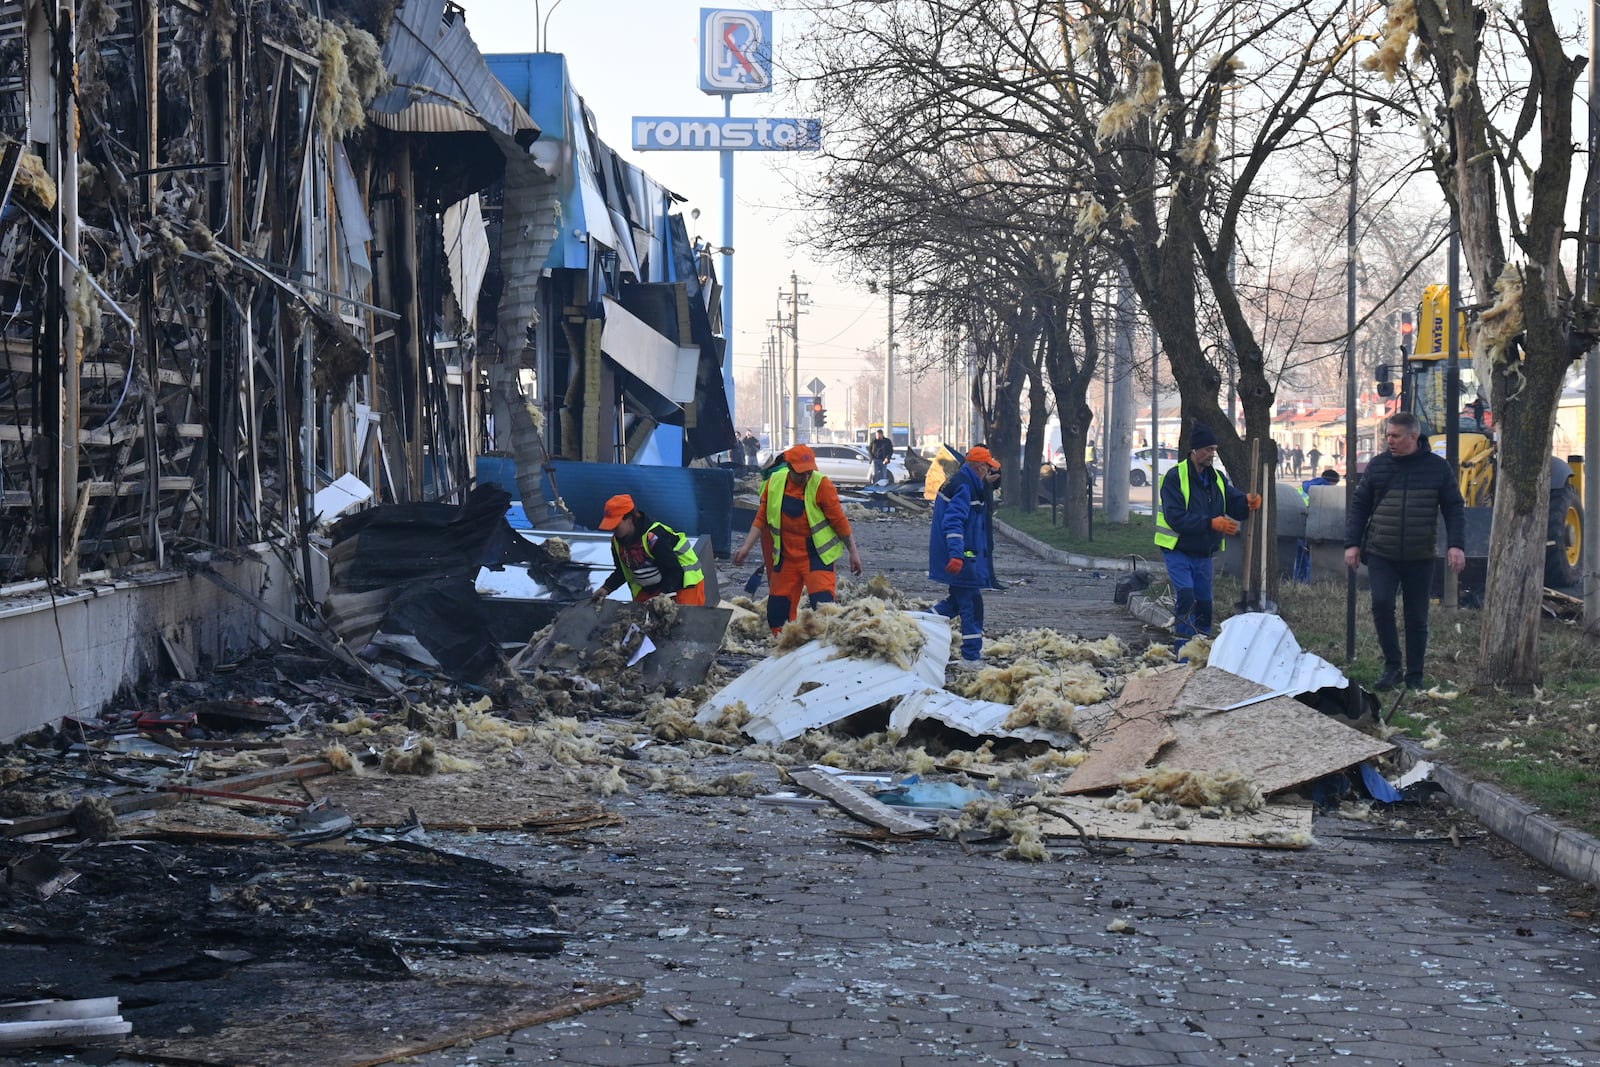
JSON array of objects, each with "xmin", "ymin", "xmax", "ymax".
[
  {"xmin": 930, "ymin": 446, "xmax": 1002, "ymax": 666},
  {"xmin": 1154, "ymin": 424, "xmax": 1257, "ymax": 644},
  {"xmin": 593, "ymin": 495, "xmax": 707, "ymax": 605},
  {"xmin": 733, "ymin": 443, "xmax": 864, "ymax": 634}
]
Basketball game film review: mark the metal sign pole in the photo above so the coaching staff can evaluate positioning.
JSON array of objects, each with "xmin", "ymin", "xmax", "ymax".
[{"xmin": 721, "ymin": 92, "xmax": 736, "ymax": 429}]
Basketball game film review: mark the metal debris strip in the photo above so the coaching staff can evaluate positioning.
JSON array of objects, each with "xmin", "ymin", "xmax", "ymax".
[
  {"xmin": 695, "ymin": 611, "xmax": 952, "ymax": 742},
  {"xmin": 0, "ymin": 998, "xmax": 132, "ymax": 1049},
  {"xmin": 791, "ymin": 769, "xmax": 935, "ymax": 837}
]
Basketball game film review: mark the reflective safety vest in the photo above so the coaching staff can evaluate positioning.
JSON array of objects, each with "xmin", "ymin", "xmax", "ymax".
[
  {"xmin": 619, "ymin": 522, "xmax": 703, "ymax": 598},
  {"xmin": 766, "ymin": 469, "xmax": 844, "ymax": 566},
  {"xmin": 1154, "ymin": 461, "xmax": 1227, "ymax": 551}
]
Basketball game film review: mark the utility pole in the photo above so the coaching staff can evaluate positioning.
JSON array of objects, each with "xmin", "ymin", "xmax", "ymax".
[
  {"xmin": 883, "ymin": 270, "xmax": 895, "ymax": 440},
  {"xmin": 786, "ymin": 272, "xmax": 809, "ymax": 443}
]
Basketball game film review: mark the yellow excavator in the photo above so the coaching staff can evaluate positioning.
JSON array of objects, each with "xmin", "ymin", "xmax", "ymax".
[{"xmin": 1379, "ymin": 284, "xmax": 1583, "ymax": 587}]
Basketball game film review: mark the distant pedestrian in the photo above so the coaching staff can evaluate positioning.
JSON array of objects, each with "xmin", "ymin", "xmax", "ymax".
[
  {"xmin": 869, "ymin": 430, "xmax": 895, "ymax": 485},
  {"xmin": 1307, "ymin": 446, "xmax": 1322, "ymax": 474},
  {"xmin": 930, "ymin": 446, "xmax": 1001, "ymax": 666},
  {"xmin": 742, "ymin": 431, "xmax": 760, "ymax": 467},
  {"xmin": 1154, "ymin": 424, "xmax": 1258, "ymax": 644},
  {"xmin": 1344, "ymin": 412, "xmax": 1466, "ymax": 691}
]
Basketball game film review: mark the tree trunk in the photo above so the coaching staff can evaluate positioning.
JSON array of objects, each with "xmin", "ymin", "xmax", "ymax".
[{"xmin": 1021, "ymin": 366, "xmax": 1048, "ymax": 515}]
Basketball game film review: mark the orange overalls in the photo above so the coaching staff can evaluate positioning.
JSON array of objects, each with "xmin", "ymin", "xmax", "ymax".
[{"xmin": 754, "ymin": 472, "xmax": 853, "ymax": 633}]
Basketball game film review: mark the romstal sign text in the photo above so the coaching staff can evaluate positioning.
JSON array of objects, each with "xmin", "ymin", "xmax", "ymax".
[{"xmin": 632, "ymin": 117, "xmax": 822, "ymax": 152}]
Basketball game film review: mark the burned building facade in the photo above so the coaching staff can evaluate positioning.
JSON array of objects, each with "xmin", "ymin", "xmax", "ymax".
[{"xmin": 0, "ymin": 0, "xmax": 730, "ymax": 737}]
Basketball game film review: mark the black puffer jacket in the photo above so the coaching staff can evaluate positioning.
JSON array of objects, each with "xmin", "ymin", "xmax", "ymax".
[{"xmin": 1345, "ymin": 447, "xmax": 1466, "ymax": 562}]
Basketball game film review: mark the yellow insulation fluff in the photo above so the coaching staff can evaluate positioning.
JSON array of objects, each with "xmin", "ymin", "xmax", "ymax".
[
  {"xmin": 1361, "ymin": 0, "xmax": 1419, "ymax": 82},
  {"xmin": 1477, "ymin": 262, "xmax": 1525, "ymax": 368},
  {"xmin": 1095, "ymin": 61, "xmax": 1163, "ymax": 144},
  {"xmin": 775, "ymin": 599, "xmax": 926, "ymax": 669},
  {"xmin": 1118, "ymin": 766, "xmax": 1263, "ymax": 813}
]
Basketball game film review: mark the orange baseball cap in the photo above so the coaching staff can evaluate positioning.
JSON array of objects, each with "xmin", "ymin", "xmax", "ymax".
[
  {"xmin": 966, "ymin": 446, "xmax": 1000, "ymax": 469},
  {"xmin": 785, "ymin": 444, "xmax": 817, "ymax": 472},
  {"xmin": 598, "ymin": 494, "xmax": 635, "ymax": 531}
]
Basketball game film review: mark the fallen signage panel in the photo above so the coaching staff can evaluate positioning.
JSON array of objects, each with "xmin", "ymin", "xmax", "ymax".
[
  {"xmin": 1035, "ymin": 796, "xmax": 1316, "ymax": 848},
  {"xmin": 697, "ymin": 612, "xmax": 952, "ymax": 743}
]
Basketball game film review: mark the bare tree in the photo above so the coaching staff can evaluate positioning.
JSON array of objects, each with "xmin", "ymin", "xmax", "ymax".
[
  {"xmin": 786, "ymin": 0, "xmax": 1367, "ymax": 549},
  {"xmin": 1367, "ymin": 0, "xmax": 1594, "ymax": 688}
]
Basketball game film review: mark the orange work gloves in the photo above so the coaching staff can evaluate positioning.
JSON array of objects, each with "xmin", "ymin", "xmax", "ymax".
[
  {"xmin": 945, "ymin": 557, "xmax": 965, "ymax": 575},
  {"xmin": 1247, "ymin": 493, "xmax": 1262, "ymax": 511},
  {"xmin": 1211, "ymin": 516, "xmax": 1241, "ymax": 536}
]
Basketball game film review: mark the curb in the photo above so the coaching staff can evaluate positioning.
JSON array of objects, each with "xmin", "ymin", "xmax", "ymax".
[
  {"xmin": 1391, "ymin": 736, "xmax": 1600, "ymax": 889},
  {"xmin": 993, "ymin": 519, "xmax": 1158, "ymax": 573}
]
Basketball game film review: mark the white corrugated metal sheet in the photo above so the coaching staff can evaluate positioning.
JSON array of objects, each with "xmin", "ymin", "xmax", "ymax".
[{"xmin": 1208, "ymin": 613, "xmax": 1350, "ymax": 695}]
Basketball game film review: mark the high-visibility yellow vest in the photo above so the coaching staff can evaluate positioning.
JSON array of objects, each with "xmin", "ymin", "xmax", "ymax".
[
  {"xmin": 619, "ymin": 522, "xmax": 703, "ymax": 597},
  {"xmin": 1154, "ymin": 462, "xmax": 1227, "ymax": 550},
  {"xmin": 766, "ymin": 469, "xmax": 844, "ymax": 565}
]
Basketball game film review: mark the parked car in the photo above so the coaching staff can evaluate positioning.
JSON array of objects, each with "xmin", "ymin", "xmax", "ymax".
[
  {"xmin": 812, "ymin": 443, "xmax": 908, "ymax": 486},
  {"xmin": 1130, "ymin": 446, "xmax": 1181, "ymax": 487}
]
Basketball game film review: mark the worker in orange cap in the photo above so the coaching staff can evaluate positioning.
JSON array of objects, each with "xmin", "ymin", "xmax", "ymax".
[
  {"xmin": 591, "ymin": 494, "xmax": 707, "ymax": 606},
  {"xmin": 732, "ymin": 443, "xmax": 863, "ymax": 633},
  {"xmin": 930, "ymin": 446, "xmax": 1002, "ymax": 666}
]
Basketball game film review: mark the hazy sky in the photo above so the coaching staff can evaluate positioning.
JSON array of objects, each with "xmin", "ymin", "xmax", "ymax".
[{"xmin": 458, "ymin": 0, "xmax": 885, "ymax": 427}]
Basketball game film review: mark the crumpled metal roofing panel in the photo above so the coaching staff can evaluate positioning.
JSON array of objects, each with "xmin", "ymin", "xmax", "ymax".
[
  {"xmin": 373, "ymin": 0, "xmax": 535, "ymax": 139},
  {"xmin": 1209, "ymin": 612, "xmax": 1350, "ymax": 695}
]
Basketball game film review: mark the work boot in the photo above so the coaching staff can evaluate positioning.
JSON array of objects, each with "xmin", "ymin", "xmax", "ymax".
[
  {"xmin": 1374, "ymin": 667, "xmax": 1403, "ymax": 692},
  {"xmin": 1405, "ymin": 674, "xmax": 1425, "ymax": 692},
  {"xmin": 950, "ymin": 658, "xmax": 985, "ymax": 673}
]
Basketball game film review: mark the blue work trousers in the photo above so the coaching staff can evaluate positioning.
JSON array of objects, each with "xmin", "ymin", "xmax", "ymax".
[
  {"xmin": 934, "ymin": 586, "xmax": 985, "ymax": 661},
  {"xmin": 1161, "ymin": 549, "xmax": 1215, "ymax": 639}
]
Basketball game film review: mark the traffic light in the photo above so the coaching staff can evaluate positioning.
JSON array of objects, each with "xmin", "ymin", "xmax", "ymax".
[
  {"xmin": 1398, "ymin": 309, "xmax": 1414, "ymax": 356},
  {"xmin": 811, "ymin": 401, "xmax": 826, "ymax": 428}
]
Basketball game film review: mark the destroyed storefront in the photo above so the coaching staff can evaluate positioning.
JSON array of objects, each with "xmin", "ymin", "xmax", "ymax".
[{"xmin": 0, "ymin": 1, "xmax": 731, "ymax": 736}]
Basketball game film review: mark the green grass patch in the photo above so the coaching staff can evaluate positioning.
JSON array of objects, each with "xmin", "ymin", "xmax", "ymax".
[{"xmin": 998, "ymin": 506, "xmax": 1162, "ymax": 561}]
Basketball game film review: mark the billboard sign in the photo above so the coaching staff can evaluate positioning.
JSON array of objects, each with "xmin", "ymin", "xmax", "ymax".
[
  {"xmin": 700, "ymin": 9, "xmax": 773, "ymax": 94},
  {"xmin": 633, "ymin": 116, "xmax": 821, "ymax": 152}
]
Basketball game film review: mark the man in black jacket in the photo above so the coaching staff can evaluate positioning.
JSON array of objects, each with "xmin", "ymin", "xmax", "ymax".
[
  {"xmin": 869, "ymin": 430, "xmax": 895, "ymax": 484},
  {"xmin": 1344, "ymin": 412, "xmax": 1467, "ymax": 691}
]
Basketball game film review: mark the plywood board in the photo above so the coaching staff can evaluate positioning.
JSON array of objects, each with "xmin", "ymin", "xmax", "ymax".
[
  {"xmin": 1062, "ymin": 712, "xmax": 1176, "ymax": 795},
  {"xmin": 1162, "ymin": 676, "xmax": 1393, "ymax": 796},
  {"xmin": 1035, "ymin": 796, "xmax": 1315, "ymax": 848},
  {"xmin": 127, "ymin": 979, "xmax": 639, "ymax": 1067},
  {"xmin": 303, "ymin": 770, "xmax": 613, "ymax": 832}
]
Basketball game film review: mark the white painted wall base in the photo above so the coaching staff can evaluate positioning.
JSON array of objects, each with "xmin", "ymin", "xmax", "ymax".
[{"xmin": 0, "ymin": 556, "xmax": 292, "ymax": 741}]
